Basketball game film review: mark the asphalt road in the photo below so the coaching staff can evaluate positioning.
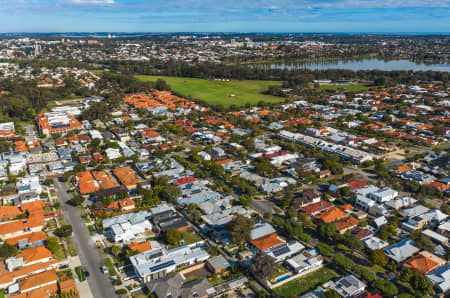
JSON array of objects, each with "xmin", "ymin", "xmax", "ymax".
[{"xmin": 54, "ymin": 178, "xmax": 117, "ymax": 298}]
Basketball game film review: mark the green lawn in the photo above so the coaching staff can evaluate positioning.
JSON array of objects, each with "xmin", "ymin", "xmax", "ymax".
[
  {"xmin": 181, "ymin": 230, "xmax": 202, "ymax": 244},
  {"xmin": 319, "ymin": 84, "xmax": 369, "ymax": 92},
  {"xmin": 103, "ymin": 257, "xmax": 117, "ymax": 276},
  {"xmin": 271, "ymin": 264, "xmax": 289, "ymax": 279},
  {"xmin": 273, "ymin": 267, "xmax": 338, "ymax": 297},
  {"xmin": 67, "ymin": 241, "xmax": 78, "ymax": 257},
  {"xmin": 136, "ymin": 75, "xmax": 284, "ymax": 107}
]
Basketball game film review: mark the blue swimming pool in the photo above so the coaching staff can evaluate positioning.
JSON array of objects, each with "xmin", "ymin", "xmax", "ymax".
[{"xmin": 275, "ymin": 274, "xmax": 291, "ymax": 283}]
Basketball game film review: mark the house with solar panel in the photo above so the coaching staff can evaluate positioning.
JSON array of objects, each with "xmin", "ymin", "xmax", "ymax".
[
  {"xmin": 250, "ymin": 227, "xmax": 304, "ymax": 263},
  {"xmin": 129, "ymin": 245, "xmax": 210, "ymax": 283}
]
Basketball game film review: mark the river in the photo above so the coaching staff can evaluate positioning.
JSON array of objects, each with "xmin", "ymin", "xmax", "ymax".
[{"xmin": 253, "ymin": 58, "xmax": 450, "ymax": 72}]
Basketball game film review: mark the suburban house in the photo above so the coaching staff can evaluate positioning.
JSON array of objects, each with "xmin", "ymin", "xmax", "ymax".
[
  {"xmin": 403, "ymin": 251, "xmax": 446, "ymax": 274},
  {"xmin": 426, "ymin": 264, "xmax": 450, "ymax": 293},
  {"xmin": 329, "ymin": 275, "xmax": 366, "ymax": 298},
  {"xmin": 384, "ymin": 239, "xmax": 420, "ymax": 263},
  {"xmin": 145, "ymin": 272, "xmax": 215, "ymax": 298},
  {"xmin": 130, "ymin": 246, "xmax": 209, "ymax": 283},
  {"xmin": 113, "ymin": 166, "xmax": 143, "ymax": 190},
  {"xmin": 103, "ymin": 211, "xmax": 152, "ymax": 242},
  {"xmin": 285, "ymin": 248, "xmax": 323, "ymax": 274}
]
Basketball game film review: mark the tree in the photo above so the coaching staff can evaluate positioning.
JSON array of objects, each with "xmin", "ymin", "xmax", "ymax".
[
  {"xmin": 316, "ymin": 243, "xmax": 334, "ymax": 257},
  {"xmin": 159, "ymin": 185, "xmax": 181, "ymax": 203},
  {"xmin": 318, "ymin": 222, "xmax": 337, "ymax": 240},
  {"xmin": 249, "ymin": 251, "xmax": 275, "ymax": 280},
  {"xmin": 73, "ymin": 163, "xmax": 86, "ymax": 173},
  {"xmin": 227, "ymin": 214, "xmax": 254, "ymax": 245},
  {"xmin": 410, "ymin": 273, "xmax": 433, "ymax": 295},
  {"xmin": 55, "ymin": 225, "xmax": 73, "ymax": 237},
  {"xmin": 70, "ymin": 194, "xmax": 85, "ymax": 206},
  {"xmin": 165, "ymin": 229, "xmax": 181, "ymax": 245},
  {"xmin": 0, "ymin": 243, "xmax": 18, "ymax": 258},
  {"xmin": 46, "ymin": 237, "xmax": 61, "ymax": 254},
  {"xmin": 111, "ymin": 245, "xmax": 121, "ymax": 256},
  {"xmin": 369, "ymin": 249, "xmax": 388, "ymax": 267},
  {"xmin": 353, "ymin": 265, "xmax": 376, "ymax": 283},
  {"xmin": 375, "ymin": 279, "xmax": 398, "ymax": 297},
  {"xmin": 285, "ymin": 208, "xmax": 297, "ymax": 219},
  {"xmin": 239, "ymin": 195, "xmax": 253, "ymax": 207},
  {"xmin": 333, "ymin": 254, "xmax": 354, "ymax": 270},
  {"xmin": 415, "ymin": 234, "xmax": 435, "ymax": 252},
  {"xmin": 324, "ymin": 289, "xmax": 340, "ymax": 298},
  {"xmin": 254, "ymin": 158, "xmax": 278, "ymax": 178}
]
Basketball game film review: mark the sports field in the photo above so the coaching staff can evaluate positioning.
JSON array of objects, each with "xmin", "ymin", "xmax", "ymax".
[{"xmin": 136, "ymin": 75, "xmax": 284, "ymax": 107}]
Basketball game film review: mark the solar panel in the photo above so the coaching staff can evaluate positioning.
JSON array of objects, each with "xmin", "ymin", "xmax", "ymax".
[
  {"xmin": 150, "ymin": 260, "xmax": 175, "ymax": 272},
  {"xmin": 271, "ymin": 244, "xmax": 290, "ymax": 257}
]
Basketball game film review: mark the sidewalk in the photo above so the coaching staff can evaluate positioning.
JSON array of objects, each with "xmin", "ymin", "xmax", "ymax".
[{"xmin": 68, "ymin": 256, "xmax": 94, "ymax": 298}]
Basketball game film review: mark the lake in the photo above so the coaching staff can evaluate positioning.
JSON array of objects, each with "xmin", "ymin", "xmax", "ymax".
[{"xmin": 254, "ymin": 59, "xmax": 450, "ymax": 72}]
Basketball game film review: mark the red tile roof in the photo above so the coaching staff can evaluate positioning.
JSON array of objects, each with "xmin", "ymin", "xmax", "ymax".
[
  {"xmin": 315, "ymin": 207, "xmax": 347, "ymax": 223},
  {"xmin": 251, "ymin": 233, "xmax": 284, "ymax": 251},
  {"xmin": 301, "ymin": 200, "xmax": 333, "ymax": 216}
]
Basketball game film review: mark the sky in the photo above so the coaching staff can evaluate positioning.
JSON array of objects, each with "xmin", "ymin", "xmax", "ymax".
[{"xmin": 0, "ymin": 0, "xmax": 449, "ymax": 33}]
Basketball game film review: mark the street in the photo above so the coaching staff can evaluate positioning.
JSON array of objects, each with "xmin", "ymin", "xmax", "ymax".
[{"xmin": 54, "ymin": 178, "xmax": 117, "ymax": 298}]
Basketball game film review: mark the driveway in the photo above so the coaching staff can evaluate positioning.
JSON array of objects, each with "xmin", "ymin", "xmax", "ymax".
[
  {"xmin": 54, "ymin": 178, "xmax": 117, "ymax": 298},
  {"xmin": 250, "ymin": 199, "xmax": 275, "ymax": 215}
]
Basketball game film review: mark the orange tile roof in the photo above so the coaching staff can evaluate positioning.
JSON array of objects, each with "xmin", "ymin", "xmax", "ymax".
[
  {"xmin": 76, "ymin": 171, "xmax": 100, "ymax": 194},
  {"xmin": 119, "ymin": 198, "xmax": 135, "ymax": 209},
  {"xmin": 215, "ymin": 159, "xmax": 232, "ymax": 165},
  {"xmin": 395, "ymin": 165, "xmax": 412, "ymax": 174},
  {"xmin": 16, "ymin": 245, "xmax": 52, "ymax": 264},
  {"xmin": 426, "ymin": 182, "xmax": 448, "ymax": 192},
  {"xmin": 128, "ymin": 241, "xmax": 152, "ymax": 253},
  {"xmin": 404, "ymin": 251, "xmax": 446, "ymax": 274},
  {"xmin": 18, "ymin": 269, "xmax": 57, "ymax": 292},
  {"xmin": 113, "ymin": 166, "xmax": 143, "ymax": 188},
  {"xmin": 0, "ymin": 260, "xmax": 58, "ymax": 285},
  {"xmin": 334, "ymin": 216, "xmax": 359, "ymax": 232},
  {"xmin": 251, "ymin": 233, "xmax": 284, "ymax": 251},
  {"xmin": 14, "ymin": 140, "xmax": 28, "ymax": 152},
  {"xmin": 59, "ymin": 279, "xmax": 76, "ymax": 294},
  {"xmin": 0, "ymin": 215, "xmax": 44, "ymax": 238},
  {"xmin": 0, "ymin": 206, "xmax": 22, "ymax": 221},
  {"xmin": 301, "ymin": 200, "xmax": 333, "ymax": 216},
  {"xmin": 6, "ymin": 231, "xmax": 47, "ymax": 246},
  {"xmin": 13, "ymin": 283, "xmax": 58, "ymax": 298},
  {"xmin": 346, "ymin": 180, "xmax": 368, "ymax": 191},
  {"xmin": 20, "ymin": 200, "xmax": 45, "ymax": 217},
  {"xmin": 36, "ymin": 113, "xmax": 82, "ymax": 133},
  {"xmin": 315, "ymin": 207, "xmax": 347, "ymax": 223},
  {"xmin": 92, "ymin": 171, "xmax": 118, "ymax": 189}
]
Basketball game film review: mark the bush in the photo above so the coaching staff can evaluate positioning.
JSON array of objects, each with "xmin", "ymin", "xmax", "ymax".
[
  {"xmin": 375, "ymin": 279, "xmax": 398, "ymax": 297},
  {"xmin": 55, "ymin": 225, "xmax": 73, "ymax": 237},
  {"xmin": 316, "ymin": 243, "xmax": 334, "ymax": 257},
  {"xmin": 299, "ymin": 233, "xmax": 312, "ymax": 243},
  {"xmin": 115, "ymin": 289, "xmax": 127, "ymax": 295},
  {"xmin": 0, "ymin": 243, "xmax": 17, "ymax": 258},
  {"xmin": 333, "ymin": 254, "xmax": 354, "ymax": 270},
  {"xmin": 353, "ymin": 265, "xmax": 376, "ymax": 283}
]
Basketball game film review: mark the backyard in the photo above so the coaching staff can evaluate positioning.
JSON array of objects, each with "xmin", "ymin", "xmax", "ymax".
[{"xmin": 273, "ymin": 267, "xmax": 338, "ymax": 297}]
